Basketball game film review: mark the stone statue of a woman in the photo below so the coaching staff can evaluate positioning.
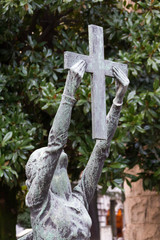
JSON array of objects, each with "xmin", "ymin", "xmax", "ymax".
[{"xmin": 22, "ymin": 60, "xmax": 129, "ymax": 240}]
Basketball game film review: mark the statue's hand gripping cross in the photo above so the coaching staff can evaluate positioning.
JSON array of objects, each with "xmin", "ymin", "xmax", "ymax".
[{"xmin": 64, "ymin": 25, "xmax": 128, "ymax": 140}]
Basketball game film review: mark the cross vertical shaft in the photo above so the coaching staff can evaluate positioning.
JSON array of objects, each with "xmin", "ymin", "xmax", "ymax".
[
  {"xmin": 89, "ymin": 25, "xmax": 104, "ymax": 58},
  {"xmin": 89, "ymin": 25, "xmax": 106, "ymax": 139}
]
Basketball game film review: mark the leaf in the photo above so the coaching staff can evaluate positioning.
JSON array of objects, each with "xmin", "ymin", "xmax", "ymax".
[
  {"xmin": 102, "ymin": 167, "xmax": 108, "ymax": 173},
  {"xmin": 0, "ymin": 155, "xmax": 5, "ymax": 165},
  {"xmin": 145, "ymin": 13, "xmax": 152, "ymax": 24},
  {"xmin": 126, "ymin": 178, "xmax": 132, "ymax": 188},
  {"xmin": 28, "ymin": 4, "xmax": 33, "ymax": 15},
  {"xmin": 83, "ymin": 103, "xmax": 90, "ymax": 114},
  {"xmin": 20, "ymin": 0, "xmax": 27, "ymax": 7},
  {"xmin": 20, "ymin": 145, "xmax": 34, "ymax": 150},
  {"xmin": 0, "ymin": 169, "xmax": 4, "ymax": 177},
  {"xmin": 2, "ymin": 132, "xmax": 13, "ymax": 146},
  {"xmin": 76, "ymin": 99, "xmax": 87, "ymax": 106},
  {"xmin": 155, "ymin": 124, "xmax": 160, "ymax": 129},
  {"xmin": 45, "ymin": 49, "xmax": 52, "ymax": 58},
  {"xmin": 153, "ymin": 79, "xmax": 159, "ymax": 91},
  {"xmin": 41, "ymin": 103, "xmax": 50, "ymax": 110},
  {"xmin": 113, "ymin": 181, "xmax": 124, "ymax": 190},
  {"xmin": 137, "ymin": 1, "xmax": 147, "ymax": 8},
  {"xmin": 131, "ymin": 68, "xmax": 138, "ymax": 77},
  {"xmin": 19, "ymin": 152, "xmax": 27, "ymax": 160},
  {"xmin": 152, "ymin": 61, "xmax": 158, "ymax": 72},
  {"xmin": 127, "ymin": 90, "xmax": 136, "ymax": 101},
  {"xmin": 12, "ymin": 152, "xmax": 18, "ymax": 163},
  {"xmin": 125, "ymin": 173, "xmax": 139, "ymax": 182},
  {"xmin": 22, "ymin": 66, "xmax": 27, "ymax": 76},
  {"xmin": 123, "ymin": 0, "xmax": 127, "ymax": 7},
  {"xmin": 147, "ymin": 57, "xmax": 153, "ymax": 66},
  {"xmin": 136, "ymin": 126, "xmax": 145, "ymax": 133},
  {"xmin": 3, "ymin": 172, "xmax": 9, "ymax": 183},
  {"xmin": 110, "ymin": 163, "xmax": 127, "ymax": 169},
  {"xmin": 154, "ymin": 169, "xmax": 160, "ymax": 177},
  {"xmin": 52, "ymin": 72, "xmax": 58, "ymax": 81},
  {"xmin": 28, "ymin": 36, "xmax": 35, "ymax": 48},
  {"xmin": 148, "ymin": 109, "xmax": 158, "ymax": 118}
]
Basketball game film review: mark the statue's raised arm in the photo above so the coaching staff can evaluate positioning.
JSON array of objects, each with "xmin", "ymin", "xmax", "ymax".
[
  {"xmin": 74, "ymin": 67, "xmax": 130, "ymax": 208},
  {"xmin": 25, "ymin": 60, "xmax": 86, "ymax": 208}
]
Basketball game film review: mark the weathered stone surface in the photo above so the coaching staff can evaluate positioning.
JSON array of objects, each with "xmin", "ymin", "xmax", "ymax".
[
  {"xmin": 124, "ymin": 165, "xmax": 160, "ymax": 240},
  {"xmin": 148, "ymin": 205, "xmax": 160, "ymax": 224},
  {"xmin": 124, "ymin": 223, "xmax": 160, "ymax": 240},
  {"xmin": 124, "ymin": 197, "xmax": 148, "ymax": 224}
]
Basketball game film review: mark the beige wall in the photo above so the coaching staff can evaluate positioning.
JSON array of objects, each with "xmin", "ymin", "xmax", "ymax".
[{"xmin": 124, "ymin": 165, "xmax": 160, "ymax": 240}]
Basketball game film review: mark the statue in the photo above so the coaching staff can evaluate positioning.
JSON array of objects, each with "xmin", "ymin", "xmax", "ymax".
[
  {"xmin": 19, "ymin": 25, "xmax": 130, "ymax": 240},
  {"xmin": 20, "ymin": 58, "xmax": 129, "ymax": 240}
]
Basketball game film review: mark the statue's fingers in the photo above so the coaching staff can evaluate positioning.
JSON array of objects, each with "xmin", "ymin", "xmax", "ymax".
[
  {"xmin": 113, "ymin": 66, "xmax": 122, "ymax": 75},
  {"xmin": 118, "ymin": 71, "xmax": 129, "ymax": 85},
  {"xmin": 70, "ymin": 60, "xmax": 86, "ymax": 77},
  {"xmin": 123, "ymin": 78, "xmax": 130, "ymax": 87},
  {"xmin": 77, "ymin": 60, "xmax": 86, "ymax": 72},
  {"xmin": 113, "ymin": 66, "xmax": 126, "ymax": 78},
  {"xmin": 77, "ymin": 64, "xmax": 86, "ymax": 79},
  {"xmin": 118, "ymin": 72, "xmax": 130, "ymax": 86},
  {"xmin": 113, "ymin": 68, "xmax": 129, "ymax": 87},
  {"xmin": 79, "ymin": 66, "xmax": 86, "ymax": 78},
  {"xmin": 112, "ymin": 67, "xmax": 121, "ymax": 80},
  {"xmin": 71, "ymin": 60, "xmax": 86, "ymax": 71},
  {"xmin": 113, "ymin": 70, "xmax": 123, "ymax": 84}
]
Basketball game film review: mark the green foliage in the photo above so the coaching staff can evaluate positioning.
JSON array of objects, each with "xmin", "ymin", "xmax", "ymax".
[
  {"xmin": 0, "ymin": 95, "xmax": 42, "ymax": 187},
  {"xmin": 0, "ymin": 0, "xmax": 160, "ymax": 195}
]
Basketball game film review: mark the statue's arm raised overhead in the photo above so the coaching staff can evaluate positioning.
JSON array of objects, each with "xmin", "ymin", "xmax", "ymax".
[
  {"xmin": 74, "ymin": 67, "xmax": 130, "ymax": 209},
  {"xmin": 25, "ymin": 60, "xmax": 86, "ymax": 208}
]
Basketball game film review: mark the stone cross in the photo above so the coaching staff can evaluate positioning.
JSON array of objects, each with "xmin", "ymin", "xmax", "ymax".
[{"xmin": 64, "ymin": 25, "xmax": 128, "ymax": 140}]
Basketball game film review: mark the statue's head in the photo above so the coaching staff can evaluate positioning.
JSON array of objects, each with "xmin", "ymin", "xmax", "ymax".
[
  {"xmin": 25, "ymin": 147, "xmax": 47, "ymax": 189},
  {"xmin": 25, "ymin": 147, "xmax": 71, "ymax": 199}
]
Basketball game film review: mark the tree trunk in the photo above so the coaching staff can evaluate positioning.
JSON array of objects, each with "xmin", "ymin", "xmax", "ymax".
[
  {"xmin": 89, "ymin": 190, "xmax": 100, "ymax": 240},
  {"xmin": 0, "ymin": 184, "xmax": 18, "ymax": 240},
  {"xmin": 110, "ymin": 199, "xmax": 117, "ymax": 239}
]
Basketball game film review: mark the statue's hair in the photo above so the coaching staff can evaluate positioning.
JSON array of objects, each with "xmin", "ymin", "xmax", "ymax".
[
  {"xmin": 25, "ymin": 148, "xmax": 46, "ymax": 181},
  {"xmin": 26, "ymin": 153, "xmax": 37, "ymax": 181},
  {"xmin": 25, "ymin": 147, "xmax": 68, "ymax": 183}
]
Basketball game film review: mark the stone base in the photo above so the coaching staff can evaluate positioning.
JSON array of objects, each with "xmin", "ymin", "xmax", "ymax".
[
  {"xmin": 124, "ymin": 166, "xmax": 160, "ymax": 240},
  {"xmin": 124, "ymin": 223, "xmax": 160, "ymax": 240}
]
